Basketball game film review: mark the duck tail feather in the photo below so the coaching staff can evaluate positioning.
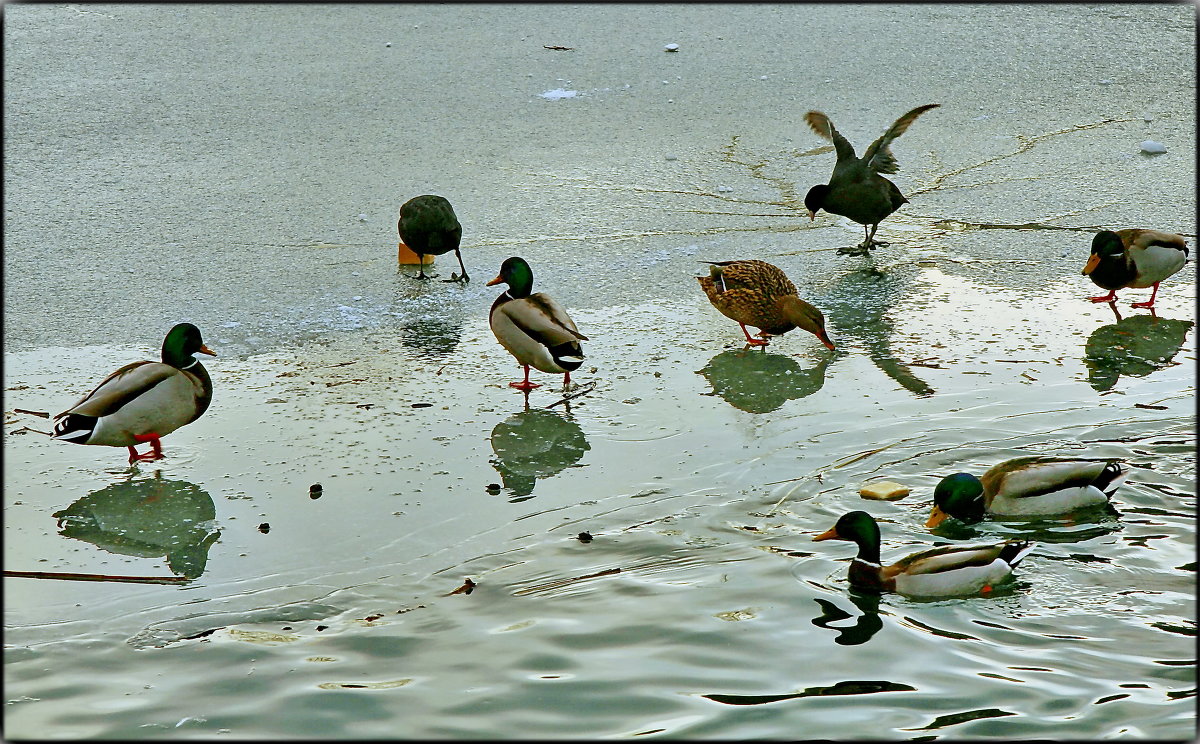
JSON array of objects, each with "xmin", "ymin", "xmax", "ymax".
[
  {"xmin": 1096, "ymin": 461, "xmax": 1129, "ymax": 495},
  {"xmin": 1000, "ymin": 540, "xmax": 1036, "ymax": 568},
  {"xmin": 51, "ymin": 413, "xmax": 97, "ymax": 444}
]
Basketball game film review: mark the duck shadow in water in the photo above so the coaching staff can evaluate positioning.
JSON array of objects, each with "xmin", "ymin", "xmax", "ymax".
[
  {"xmin": 927, "ymin": 502, "xmax": 1123, "ymax": 544},
  {"xmin": 811, "ymin": 589, "xmax": 885, "ymax": 646},
  {"xmin": 1083, "ymin": 304, "xmax": 1194, "ymax": 392},
  {"xmin": 398, "ymin": 314, "xmax": 464, "ymax": 359},
  {"xmin": 489, "ymin": 407, "xmax": 590, "ymax": 501},
  {"xmin": 52, "ymin": 472, "xmax": 220, "ymax": 580},
  {"xmin": 698, "ymin": 348, "xmax": 836, "ymax": 414},
  {"xmin": 818, "ymin": 266, "xmax": 935, "ymax": 397},
  {"xmin": 391, "ymin": 286, "xmax": 467, "ymax": 360}
]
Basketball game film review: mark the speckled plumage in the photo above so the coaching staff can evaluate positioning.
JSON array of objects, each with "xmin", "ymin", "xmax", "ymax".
[{"xmin": 697, "ymin": 260, "xmax": 834, "ymax": 348}]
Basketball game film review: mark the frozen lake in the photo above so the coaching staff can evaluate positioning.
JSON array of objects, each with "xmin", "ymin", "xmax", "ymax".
[{"xmin": 4, "ymin": 4, "xmax": 1195, "ymax": 739}]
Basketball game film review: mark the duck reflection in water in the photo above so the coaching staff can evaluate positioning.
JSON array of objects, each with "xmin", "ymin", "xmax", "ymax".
[
  {"xmin": 52, "ymin": 472, "xmax": 220, "ymax": 580},
  {"xmin": 489, "ymin": 406, "xmax": 590, "ymax": 501},
  {"xmin": 812, "ymin": 589, "xmax": 885, "ymax": 646},
  {"xmin": 393, "ymin": 288, "xmax": 466, "ymax": 360},
  {"xmin": 398, "ymin": 314, "xmax": 464, "ymax": 359},
  {"xmin": 1084, "ymin": 303, "xmax": 1194, "ymax": 392},
  {"xmin": 698, "ymin": 348, "xmax": 836, "ymax": 414},
  {"xmin": 819, "ymin": 266, "xmax": 935, "ymax": 397}
]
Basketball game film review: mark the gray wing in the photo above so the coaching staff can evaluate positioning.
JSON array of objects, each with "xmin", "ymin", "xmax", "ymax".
[
  {"xmin": 861, "ymin": 103, "xmax": 940, "ymax": 175},
  {"xmin": 504, "ymin": 293, "xmax": 588, "ymax": 348},
  {"xmin": 57, "ymin": 361, "xmax": 176, "ymax": 419}
]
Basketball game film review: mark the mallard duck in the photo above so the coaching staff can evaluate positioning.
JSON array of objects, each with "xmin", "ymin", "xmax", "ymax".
[
  {"xmin": 696, "ymin": 260, "xmax": 835, "ymax": 349},
  {"xmin": 487, "ymin": 256, "xmax": 588, "ymax": 391},
  {"xmin": 51, "ymin": 323, "xmax": 216, "ymax": 464},
  {"xmin": 804, "ymin": 104, "xmax": 940, "ymax": 256},
  {"xmin": 814, "ymin": 511, "xmax": 1034, "ymax": 597},
  {"xmin": 1082, "ymin": 229, "xmax": 1188, "ymax": 309},
  {"xmin": 397, "ymin": 194, "xmax": 468, "ymax": 281},
  {"xmin": 927, "ymin": 456, "xmax": 1127, "ymax": 527}
]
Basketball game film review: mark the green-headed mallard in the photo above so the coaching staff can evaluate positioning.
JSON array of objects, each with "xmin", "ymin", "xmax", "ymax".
[
  {"xmin": 52, "ymin": 323, "xmax": 216, "ymax": 464},
  {"xmin": 487, "ymin": 256, "xmax": 588, "ymax": 391},
  {"xmin": 927, "ymin": 456, "xmax": 1127, "ymax": 527},
  {"xmin": 696, "ymin": 260, "xmax": 834, "ymax": 349},
  {"xmin": 397, "ymin": 194, "xmax": 468, "ymax": 282},
  {"xmin": 814, "ymin": 510, "xmax": 1034, "ymax": 597},
  {"xmin": 1082, "ymin": 229, "xmax": 1188, "ymax": 309},
  {"xmin": 804, "ymin": 104, "xmax": 940, "ymax": 256}
]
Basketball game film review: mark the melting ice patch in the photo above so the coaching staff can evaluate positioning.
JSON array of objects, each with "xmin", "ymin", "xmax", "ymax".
[{"xmin": 539, "ymin": 88, "xmax": 579, "ymax": 100}]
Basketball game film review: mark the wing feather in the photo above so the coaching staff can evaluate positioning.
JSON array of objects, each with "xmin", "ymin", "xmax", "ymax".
[
  {"xmin": 983, "ymin": 456, "xmax": 1114, "ymax": 500},
  {"xmin": 501, "ymin": 294, "xmax": 587, "ymax": 349},
  {"xmin": 861, "ymin": 103, "xmax": 939, "ymax": 175},
  {"xmin": 804, "ymin": 111, "xmax": 857, "ymax": 161},
  {"xmin": 57, "ymin": 361, "xmax": 177, "ymax": 419}
]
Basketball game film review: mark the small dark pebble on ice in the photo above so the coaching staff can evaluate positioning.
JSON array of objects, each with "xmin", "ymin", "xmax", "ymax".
[
  {"xmin": 577, "ymin": 531, "xmax": 593, "ymax": 543},
  {"xmin": 309, "ymin": 484, "xmax": 323, "ymax": 499},
  {"xmin": 412, "ymin": 402, "xmax": 433, "ymax": 408},
  {"xmin": 316, "ymin": 625, "xmax": 328, "ymax": 632},
  {"xmin": 486, "ymin": 483, "xmax": 502, "ymax": 494},
  {"xmin": 258, "ymin": 522, "xmax": 270, "ymax": 533}
]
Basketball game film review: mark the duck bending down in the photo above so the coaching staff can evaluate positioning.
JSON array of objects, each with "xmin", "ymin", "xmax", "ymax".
[
  {"xmin": 814, "ymin": 510, "xmax": 1034, "ymax": 598},
  {"xmin": 488, "ymin": 256, "xmax": 587, "ymax": 391},
  {"xmin": 696, "ymin": 259, "xmax": 834, "ymax": 349},
  {"xmin": 1082, "ymin": 229, "xmax": 1188, "ymax": 309},
  {"xmin": 927, "ymin": 456, "xmax": 1127, "ymax": 527},
  {"xmin": 397, "ymin": 194, "xmax": 468, "ymax": 281},
  {"xmin": 804, "ymin": 104, "xmax": 939, "ymax": 256},
  {"xmin": 51, "ymin": 323, "xmax": 216, "ymax": 464}
]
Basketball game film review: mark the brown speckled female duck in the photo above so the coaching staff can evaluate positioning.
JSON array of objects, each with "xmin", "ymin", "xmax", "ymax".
[{"xmin": 697, "ymin": 259, "xmax": 834, "ymax": 349}]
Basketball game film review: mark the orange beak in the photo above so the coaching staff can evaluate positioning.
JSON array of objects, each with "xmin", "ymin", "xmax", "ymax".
[
  {"xmin": 1081, "ymin": 254, "xmax": 1101, "ymax": 276},
  {"xmin": 812, "ymin": 526, "xmax": 842, "ymax": 542},
  {"xmin": 199, "ymin": 345, "xmax": 217, "ymax": 356},
  {"xmin": 816, "ymin": 331, "xmax": 835, "ymax": 351},
  {"xmin": 925, "ymin": 505, "xmax": 949, "ymax": 529},
  {"xmin": 486, "ymin": 275, "xmax": 503, "ymax": 286}
]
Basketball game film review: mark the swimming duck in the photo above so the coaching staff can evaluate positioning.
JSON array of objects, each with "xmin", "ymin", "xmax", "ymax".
[
  {"xmin": 52, "ymin": 323, "xmax": 216, "ymax": 464},
  {"xmin": 696, "ymin": 260, "xmax": 835, "ymax": 349},
  {"xmin": 804, "ymin": 104, "xmax": 940, "ymax": 256},
  {"xmin": 1082, "ymin": 229, "xmax": 1188, "ymax": 309},
  {"xmin": 397, "ymin": 194, "xmax": 468, "ymax": 281},
  {"xmin": 487, "ymin": 256, "xmax": 588, "ymax": 391},
  {"xmin": 814, "ymin": 510, "xmax": 1034, "ymax": 598},
  {"xmin": 927, "ymin": 456, "xmax": 1127, "ymax": 527}
]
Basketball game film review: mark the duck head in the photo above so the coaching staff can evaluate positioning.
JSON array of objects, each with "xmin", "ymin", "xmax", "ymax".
[
  {"xmin": 804, "ymin": 184, "xmax": 830, "ymax": 220},
  {"xmin": 487, "ymin": 256, "xmax": 535, "ymax": 298},
  {"xmin": 1082, "ymin": 231, "xmax": 1124, "ymax": 276},
  {"xmin": 162, "ymin": 323, "xmax": 216, "ymax": 369},
  {"xmin": 814, "ymin": 510, "xmax": 881, "ymax": 556},
  {"xmin": 778, "ymin": 296, "xmax": 835, "ymax": 350},
  {"xmin": 927, "ymin": 473, "xmax": 984, "ymax": 527}
]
